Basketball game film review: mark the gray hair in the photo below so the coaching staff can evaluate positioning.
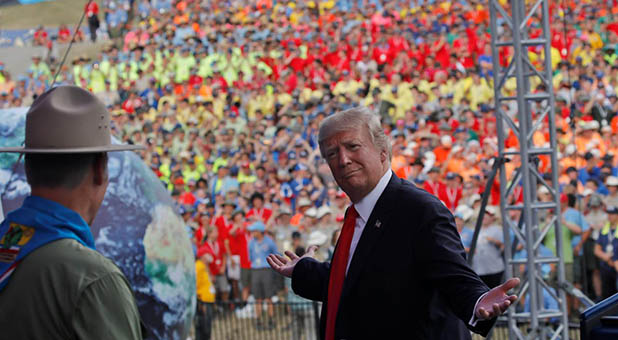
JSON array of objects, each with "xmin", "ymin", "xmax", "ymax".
[{"xmin": 318, "ymin": 107, "xmax": 392, "ymax": 159}]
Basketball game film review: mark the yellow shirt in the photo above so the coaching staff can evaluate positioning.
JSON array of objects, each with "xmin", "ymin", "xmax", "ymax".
[
  {"xmin": 333, "ymin": 80, "xmax": 362, "ymax": 96},
  {"xmin": 588, "ymin": 32, "xmax": 603, "ymax": 50},
  {"xmin": 468, "ymin": 79, "xmax": 493, "ymax": 111},
  {"xmin": 196, "ymin": 260, "xmax": 215, "ymax": 303}
]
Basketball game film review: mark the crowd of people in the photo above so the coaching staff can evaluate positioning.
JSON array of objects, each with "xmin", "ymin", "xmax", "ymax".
[{"xmin": 4, "ymin": 0, "xmax": 618, "ymax": 335}]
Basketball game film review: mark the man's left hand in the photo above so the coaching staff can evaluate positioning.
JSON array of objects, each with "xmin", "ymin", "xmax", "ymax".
[{"xmin": 475, "ymin": 278, "xmax": 520, "ymax": 320}]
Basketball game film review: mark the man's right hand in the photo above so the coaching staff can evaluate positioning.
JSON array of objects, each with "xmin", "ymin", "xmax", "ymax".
[{"xmin": 267, "ymin": 245, "xmax": 318, "ymax": 278}]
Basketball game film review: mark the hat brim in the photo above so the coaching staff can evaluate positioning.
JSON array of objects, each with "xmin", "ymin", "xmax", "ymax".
[{"xmin": 0, "ymin": 144, "xmax": 145, "ymax": 153}]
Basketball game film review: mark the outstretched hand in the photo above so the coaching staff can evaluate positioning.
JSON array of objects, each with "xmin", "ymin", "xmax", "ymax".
[
  {"xmin": 267, "ymin": 245, "xmax": 318, "ymax": 278},
  {"xmin": 476, "ymin": 278, "xmax": 520, "ymax": 320}
]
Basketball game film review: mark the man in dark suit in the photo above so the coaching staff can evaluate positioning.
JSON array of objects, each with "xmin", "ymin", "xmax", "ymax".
[{"xmin": 268, "ymin": 107, "xmax": 518, "ymax": 339}]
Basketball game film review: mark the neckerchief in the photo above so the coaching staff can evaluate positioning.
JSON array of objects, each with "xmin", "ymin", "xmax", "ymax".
[{"xmin": 0, "ymin": 196, "xmax": 95, "ymax": 291}]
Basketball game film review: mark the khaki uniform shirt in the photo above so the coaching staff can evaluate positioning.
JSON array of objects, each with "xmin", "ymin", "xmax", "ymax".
[{"xmin": 0, "ymin": 239, "xmax": 142, "ymax": 339}]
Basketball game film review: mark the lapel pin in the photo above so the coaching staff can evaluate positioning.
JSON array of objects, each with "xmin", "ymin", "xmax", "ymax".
[{"xmin": 375, "ymin": 220, "xmax": 382, "ymax": 228}]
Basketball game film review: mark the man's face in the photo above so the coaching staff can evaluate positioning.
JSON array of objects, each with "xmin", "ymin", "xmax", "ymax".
[
  {"xmin": 321, "ymin": 128, "xmax": 387, "ymax": 202},
  {"xmin": 279, "ymin": 214, "xmax": 291, "ymax": 225}
]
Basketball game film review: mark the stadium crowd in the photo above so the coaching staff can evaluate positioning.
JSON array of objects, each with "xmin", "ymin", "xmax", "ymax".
[{"xmin": 4, "ymin": 0, "xmax": 618, "ymax": 334}]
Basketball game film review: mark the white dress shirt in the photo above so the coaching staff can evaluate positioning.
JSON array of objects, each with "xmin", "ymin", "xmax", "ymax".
[
  {"xmin": 344, "ymin": 170, "xmax": 485, "ymax": 326},
  {"xmin": 346, "ymin": 170, "xmax": 392, "ymax": 274}
]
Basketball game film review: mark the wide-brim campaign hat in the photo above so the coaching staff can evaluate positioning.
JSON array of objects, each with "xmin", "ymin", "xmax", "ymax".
[{"xmin": 0, "ymin": 85, "xmax": 144, "ymax": 153}]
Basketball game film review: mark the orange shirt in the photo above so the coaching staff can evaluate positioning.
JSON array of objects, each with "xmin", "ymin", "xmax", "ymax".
[
  {"xmin": 559, "ymin": 156, "xmax": 577, "ymax": 171},
  {"xmin": 396, "ymin": 166, "xmax": 414, "ymax": 180},
  {"xmin": 611, "ymin": 115, "xmax": 618, "ymax": 134},
  {"xmin": 433, "ymin": 146, "xmax": 451, "ymax": 166},
  {"xmin": 445, "ymin": 157, "xmax": 465, "ymax": 175},
  {"xmin": 290, "ymin": 213, "xmax": 302, "ymax": 227},
  {"xmin": 391, "ymin": 155, "xmax": 407, "ymax": 173},
  {"xmin": 460, "ymin": 166, "xmax": 481, "ymax": 182},
  {"xmin": 576, "ymin": 134, "xmax": 606, "ymax": 156}
]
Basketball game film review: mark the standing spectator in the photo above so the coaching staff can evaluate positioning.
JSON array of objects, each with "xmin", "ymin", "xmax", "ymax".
[
  {"xmin": 85, "ymin": 1, "xmax": 100, "ymax": 42},
  {"xmin": 424, "ymin": 167, "xmax": 443, "ymax": 196},
  {"xmin": 195, "ymin": 251, "xmax": 215, "ymax": 340},
  {"xmin": 228, "ymin": 209, "xmax": 251, "ymax": 305},
  {"xmin": 471, "ymin": 206, "xmax": 505, "ymax": 288},
  {"xmin": 455, "ymin": 206, "xmax": 474, "ymax": 253},
  {"xmin": 105, "ymin": 2, "xmax": 128, "ymax": 40},
  {"xmin": 594, "ymin": 206, "xmax": 618, "ymax": 299},
  {"xmin": 545, "ymin": 194, "xmax": 579, "ymax": 315},
  {"xmin": 246, "ymin": 192, "xmax": 273, "ymax": 225},
  {"xmin": 438, "ymin": 172, "xmax": 463, "ymax": 211},
  {"xmin": 272, "ymin": 206, "xmax": 297, "ymax": 254},
  {"xmin": 248, "ymin": 221, "xmax": 278, "ymax": 330},
  {"xmin": 198, "ymin": 226, "xmax": 230, "ymax": 308},
  {"xmin": 564, "ymin": 192, "xmax": 589, "ymax": 311},
  {"xmin": 604, "ymin": 176, "xmax": 618, "ymax": 207},
  {"xmin": 585, "ymin": 195, "xmax": 607, "ymax": 300}
]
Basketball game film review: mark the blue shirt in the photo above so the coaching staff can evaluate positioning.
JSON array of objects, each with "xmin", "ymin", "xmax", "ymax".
[
  {"xmin": 578, "ymin": 167, "xmax": 601, "ymax": 186},
  {"xmin": 514, "ymin": 244, "xmax": 554, "ymax": 279},
  {"xmin": 248, "ymin": 235, "xmax": 278, "ymax": 269},
  {"xmin": 459, "ymin": 227, "xmax": 474, "ymax": 249},
  {"xmin": 563, "ymin": 207, "xmax": 589, "ymax": 250}
]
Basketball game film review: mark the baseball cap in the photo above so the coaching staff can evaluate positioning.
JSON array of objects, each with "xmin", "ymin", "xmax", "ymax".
[
  {"xmin": 297, "ymin": 198, "xmax": 312, "ymax": 207},
  {"xmin": 589, "ymin": 195, "xmax": 603, "ymax": 207},
  {"xmin": 247, "ymin": 221, "xmax": 266, "ymax": 232},
  {"xmin": 607, "ymin": 206, "xmax": 618, "ymax": 214}
]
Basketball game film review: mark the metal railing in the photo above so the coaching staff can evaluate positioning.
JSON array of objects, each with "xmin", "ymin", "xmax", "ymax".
[
  {"xmin": 472, "ymin": 319, "xmax": 581, "ymax": 340},
  {"xmin": 196, "ymin": 302, "xmax": 582, "ymax": 340},
  {"xmin": 204, "ymin": 301, "xmax": 321, "ymax": 340}
]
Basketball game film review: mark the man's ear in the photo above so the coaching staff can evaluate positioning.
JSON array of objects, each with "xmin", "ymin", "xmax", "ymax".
[
  {"xmin": 381, "ymin": 149, "xmax": 388, "ymax": 163},
  {"xmin": 92, "ymin": 153, "xmax": 108, "ymax": 186}
]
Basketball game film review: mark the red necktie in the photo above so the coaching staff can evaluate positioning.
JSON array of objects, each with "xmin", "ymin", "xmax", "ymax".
[{"xmin": 325, "ymin": 205, "xmax": 358, "ymax": 340}]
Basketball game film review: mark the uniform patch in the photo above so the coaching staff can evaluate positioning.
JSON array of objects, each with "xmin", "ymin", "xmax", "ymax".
[
  {"xmin": 0, "ymin": 248, "xmax": 19, "ymax": 263},
  {"xmin": 0, "ymin": 223, "xmax": 35, "ymax": 249}
]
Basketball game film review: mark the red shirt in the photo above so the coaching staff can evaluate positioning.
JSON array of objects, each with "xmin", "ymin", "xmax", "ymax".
[
  {"xmin": 246, "ymin": 208, "xmax": 272, "ymax": 223},
  {"xmin": 212, "ymin": 76, "xmax": 228, "ymax": 92},
  {"xmin": 58, "ymin": 27, "xmax": 70, "ymax": 41},
  {"xmin": 34, "ymin": 29, "xmax": 48, "ymax": 41},
  {"xmin": 121, "ymin": 97, "xmax": 142, "ymax": 114},
  {"xmin": 288, "ymin": 56, "xmax": 306, "ymax": 73},
  {"xmin": 433, "ymin": 39, "xmax": 450, "ymax": 68},
  {"xmin": 438, "ymin": 185, "xmax": 463, "ymax": 211},
  {"xmin": 85, "ymin": 2, "xmax": 99, "ymax": 16},
  {"xmin": 197, "ymin": 241, "xmax": 224, "ymax": 275},
  {"xmin": 178, "ymin": 191, "xmax": 196, "ymax": 206},
  {"xmin": 214, "ymin": 216, "xmax": 233, "ymax": 250},
  {"xmin": 188, "ymin": 74, "xmax": 203, "ymax": 88},
  {"xmin": 228, "ymin": 224, "xmax": 251, "ymax": 269},
  {"xmin": 372, "ymin": 45, "xmax": 391, "ymax": 65},
  {"xmin": 423, "ymin": 180, "xmax": 443, "ymax": 197}
]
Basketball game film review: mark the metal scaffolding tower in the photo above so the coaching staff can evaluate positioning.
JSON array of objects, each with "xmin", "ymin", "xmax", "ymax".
[{"xmin": 488, "ymin": 0, "xmax": 569, "ymax": 339}]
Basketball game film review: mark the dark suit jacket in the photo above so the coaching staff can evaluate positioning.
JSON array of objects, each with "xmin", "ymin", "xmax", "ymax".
[{"xmin": 292, "ymin": 173, "xmax": 495, "ymax": 339}]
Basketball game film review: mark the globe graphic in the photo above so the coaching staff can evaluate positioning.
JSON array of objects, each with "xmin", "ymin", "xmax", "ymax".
[{"xmin": 0, "ymin": 108, "xmax": 196, "ymax": 340}]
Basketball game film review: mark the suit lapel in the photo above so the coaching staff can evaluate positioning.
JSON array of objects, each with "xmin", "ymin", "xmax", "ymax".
[{"xmin": 342, "ymin": 174, "xmax": 400, "ymax": 295}]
